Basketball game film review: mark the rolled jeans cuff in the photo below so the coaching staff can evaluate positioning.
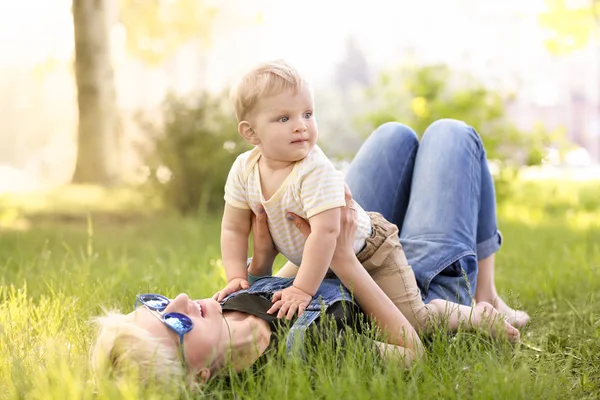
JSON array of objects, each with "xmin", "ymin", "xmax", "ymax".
[{"xmin": 476, "ymin": 229, "xmax": 502, "ymax": 260}]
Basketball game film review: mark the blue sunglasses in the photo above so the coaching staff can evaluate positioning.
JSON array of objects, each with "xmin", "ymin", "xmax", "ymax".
[{"xmin": 135, "ymin": 293, "xmax": 194, "ymax": 366}]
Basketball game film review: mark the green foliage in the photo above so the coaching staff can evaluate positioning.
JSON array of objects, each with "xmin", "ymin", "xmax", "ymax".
[
  {"xmin": 539, "ymin": 0, "xmax": 600, "ymax": 55},
  {"xmin": 358, "ymin": 64, "xmax": 563, "ymax": 166},
  {"xmin": 139, "ymin": 91, "xmax": 248, "ymax": 215}
]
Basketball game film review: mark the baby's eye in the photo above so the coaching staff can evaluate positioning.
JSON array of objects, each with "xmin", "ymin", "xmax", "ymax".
[
  {"xmin": 278, "ymin": 116, "xmax": 289, "ymax": 122},
  {"xmin": 303, "ymin": 112, "xmax": 312, "ymax": 119}
]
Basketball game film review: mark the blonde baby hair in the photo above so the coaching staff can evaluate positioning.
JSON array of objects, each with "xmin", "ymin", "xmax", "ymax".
[{"xmin": 230, "ymin": 59, "xmax": 308, "ymax": 121}]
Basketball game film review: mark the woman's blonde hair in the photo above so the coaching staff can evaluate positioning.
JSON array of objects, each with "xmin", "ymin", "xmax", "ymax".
[
  {"xmin": 90, "ymin": 310, "xmax": 188, "ymax": 390},
  {"xmin": 230, "ymin": 59, "xmax": 308, "ymax": 121}
]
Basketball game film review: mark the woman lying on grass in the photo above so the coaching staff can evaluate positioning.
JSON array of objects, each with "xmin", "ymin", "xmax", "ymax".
[
  {"xmin": 93, "ymin": 196, "xmax": 427, "ymax": 390},
  {"xmin": 92, "ymin": 191, "xmax": 516, "ymax": 390},
  {"xmin": 92, "ymin": 119, "xmax": 524, "ymax": 391}
]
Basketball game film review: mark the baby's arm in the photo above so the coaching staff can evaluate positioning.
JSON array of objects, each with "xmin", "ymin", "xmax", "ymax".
[
  {"xmin": 221, "ymin": 203, "xmax": 252, "ymax": 279},
  {"xmin": 267, "ymin": 208, "xmax": 341, "ymax": 318},
  {"xmin": 294, "ymin": 207, "xmax": 341, "ymax": 295},
  {"xmin": 215, "ymin": 204, "xmax": 252, "ymax": 301}
]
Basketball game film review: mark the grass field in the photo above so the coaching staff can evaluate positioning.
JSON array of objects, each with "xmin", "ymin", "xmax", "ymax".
[{"xmin": 0, "ymin": 180, "xmax": 599, "ymax": 399}]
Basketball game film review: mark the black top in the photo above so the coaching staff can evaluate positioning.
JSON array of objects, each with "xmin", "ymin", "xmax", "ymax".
[
  {"xmin": 215, "ymin": 293, "xmax": 378, "ymax": 382},
  {"xmin": 221, "ymin": 292, "xmax": 367, "ymax": 351},
  {"xmin": 222, "ymin": 293, "xmax": 363, "ymax": 330}
]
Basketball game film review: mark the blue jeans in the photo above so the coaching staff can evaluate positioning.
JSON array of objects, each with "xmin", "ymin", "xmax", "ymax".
[{"xmin": 346, "ymin": 119, "xmax": 502, "ymax": 306}]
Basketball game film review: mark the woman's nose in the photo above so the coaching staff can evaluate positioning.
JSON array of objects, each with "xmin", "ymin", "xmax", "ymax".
[{"xmin": 166, "ymin": 293, "xmax": 190, "ymax": 312}]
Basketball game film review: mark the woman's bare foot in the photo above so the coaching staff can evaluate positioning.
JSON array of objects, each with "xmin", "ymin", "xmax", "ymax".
[
  {"xmin": 472, "ymin": 302, "xmax": 520, "ymax": 343},
  {"xmin": 475, "ymin": 255, "xmax": 530, "ymax": 329},
  {"xmin": 491, "ymin": 296, "xmax": 531, "ymax": 328}
]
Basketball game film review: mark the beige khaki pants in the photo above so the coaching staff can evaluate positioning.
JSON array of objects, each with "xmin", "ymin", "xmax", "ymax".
[{"xmin": 356, "ymin": 212, "xmax": 432, "ymax": 329}]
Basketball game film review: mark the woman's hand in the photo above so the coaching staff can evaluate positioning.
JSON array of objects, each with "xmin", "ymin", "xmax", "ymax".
[
  {"xmin": 286, "ymin": 185, "xmax": 424, "ymax": 361},
  {"xmin": 285, "ymin": 184, "xmax": 358, "ymax": 263},
  {"xmin": 248, "ymin": 205, "xmax": 278, "ymax": 277},
  {"xmin": 332, "ymin": 185, "xmax": 359, "ymax": 264}
]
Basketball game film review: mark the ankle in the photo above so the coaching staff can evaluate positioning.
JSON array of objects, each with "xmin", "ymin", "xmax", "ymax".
[{"xmin": 475, "ymin": 290, "xmax": 498, "ymax": 305}]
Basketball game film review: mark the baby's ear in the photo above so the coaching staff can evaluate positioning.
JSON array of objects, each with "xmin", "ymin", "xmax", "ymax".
[{"xmin": 238, "ymin": 121, "xmax": 259, "ymax": 145}]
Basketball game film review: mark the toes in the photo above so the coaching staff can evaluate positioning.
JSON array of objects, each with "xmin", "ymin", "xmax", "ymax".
[
  {"xmin": 515, "ymin": 311, "xmax": 531, "ymax": 328},
  {"xmin": 506, "ymin": 310, "xmax": 531, "ymax": 329},
  {"xmin": 509, "ymin": 330, "xmax": 520, "ymax": 343},
  {"xmin": 474, "ymin": 301, "xmax": 522, "ymax": 342},
  {"xmin": 505, "ymin": 322, "xmax": 520, "ymax": 342},
  {"xmin": 492, "ymin": 297, "xmax": 531, "ymax": 328}
]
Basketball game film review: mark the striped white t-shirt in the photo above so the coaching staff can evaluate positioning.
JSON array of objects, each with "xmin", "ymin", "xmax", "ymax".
[{"xmin": 224, "ymin": 145, "xmax": 372, "ymax": 267}]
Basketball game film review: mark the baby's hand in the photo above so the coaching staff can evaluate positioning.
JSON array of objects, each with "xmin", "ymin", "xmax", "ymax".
[
  {"xmin": 267, "ymin": 285, "xmax": 313, "ymax": 319},
  {"xmin": 213, "ymin": 277, "xmax": 250, "ymax": 302}
]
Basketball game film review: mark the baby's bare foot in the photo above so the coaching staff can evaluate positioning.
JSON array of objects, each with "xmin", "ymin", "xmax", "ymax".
[
  {"xmin": 492, "ymin": 296, "xmax": 531, "ymax": 328},
  {"xmin": 473, "ymin": 302, "xmax": 520, "ymax": 343}
]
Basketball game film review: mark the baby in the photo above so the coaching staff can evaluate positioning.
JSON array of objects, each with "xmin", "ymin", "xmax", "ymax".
[{"xmin": 214, "ymin": 60, "xmax": 520, "ymax": 341}]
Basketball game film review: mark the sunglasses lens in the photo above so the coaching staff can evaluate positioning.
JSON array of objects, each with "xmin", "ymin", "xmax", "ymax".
[
  {"xmin": 164, "ymin": 313, "xmax": 194, "ymax": 333},
  {"xmin": 140, "ymin": 294, "xmax": 170, "ymax": 311}
]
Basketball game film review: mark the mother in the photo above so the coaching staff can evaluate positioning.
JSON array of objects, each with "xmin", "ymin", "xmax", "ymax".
[{"xmin": 92, "ymin": 195, "xmax": 425, "ymax": 389}]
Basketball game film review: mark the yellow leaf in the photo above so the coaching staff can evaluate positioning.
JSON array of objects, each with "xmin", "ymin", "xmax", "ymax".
[
  {"xmin": 411, "ymin": 97, "xmax": 429, "ymax": 119},
  {"xmin": 540, "ymin": 0, "xmax": 598, "ymax": 54}
]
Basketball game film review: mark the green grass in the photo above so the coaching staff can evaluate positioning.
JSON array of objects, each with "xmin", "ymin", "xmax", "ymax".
[{"xmin": 1, "ymin": 180, "xmax": 599, "ymax": 399}]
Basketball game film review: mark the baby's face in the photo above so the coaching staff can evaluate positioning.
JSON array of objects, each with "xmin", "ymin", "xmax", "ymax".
[{"xmin": 249, "ymin": 86, "xmax": 318, "ymax": 163}]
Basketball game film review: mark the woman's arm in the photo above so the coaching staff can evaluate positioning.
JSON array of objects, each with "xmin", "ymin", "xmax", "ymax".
[
  {"xmin": 285, "ymin": 186, "xmax": 424, "ymax": 362},
  {"xmin": 248, "ymin": 189, "xmax": 424, "ymax": 364},
  {"xmin": 274, "ymin": 261, "xmax": 299, "ymax": 278},
  {"xmin": 373, "ymin": 340, "xmax": 421, "ymax": 368},
  {"xmin": 245, "ymin": 206, "xmax": 299, "ymax": 280},
  {"xmin": 247, "ymin": 206, "xmax": 279, "ymax": 278},
  {"xmin": 329, "ymin": 247, "xmax": 424, "ymax": 362}
]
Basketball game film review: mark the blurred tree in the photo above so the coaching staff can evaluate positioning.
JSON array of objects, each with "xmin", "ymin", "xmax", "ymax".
[
  {"xmin": 72, "ymin": 0, "xmax": 121, "ymax": 185},
  {"xmin": 358, "ymin": 64, "xmax": 560, "ymax": 165},
  {"xmin": 70, "ymin": 0, "xmax": 261, "ymax": 186}
]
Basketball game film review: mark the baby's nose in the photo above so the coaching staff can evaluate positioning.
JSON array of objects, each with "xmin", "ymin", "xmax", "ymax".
[{"xmin": 294, "ymin": 122, "xmax": 307, "ymax": 132}]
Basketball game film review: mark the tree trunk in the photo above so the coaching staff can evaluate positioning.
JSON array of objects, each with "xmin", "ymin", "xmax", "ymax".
[{"xmin": 71, "ymin": 0, "xmax": 120, "ymax": 185}]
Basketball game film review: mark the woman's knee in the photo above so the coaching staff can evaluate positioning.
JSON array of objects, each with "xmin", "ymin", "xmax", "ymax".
[
  {"xmin": 371, "ymin": 122, "xmax": 419, "ymax": 150},
  {"xmin": 422, "ymin": 119, "xmax": 482, "ymax": 150}
]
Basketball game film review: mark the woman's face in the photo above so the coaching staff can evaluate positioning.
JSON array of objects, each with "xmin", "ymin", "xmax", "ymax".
[{"xmin": 131, "ymin": 293, "xmax": 227, "ymax": 373}]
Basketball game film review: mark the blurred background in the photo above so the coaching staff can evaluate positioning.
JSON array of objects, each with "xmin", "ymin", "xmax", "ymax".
[
  {"xmin": 3, "ymin": 4, "xmax": 600, "ymax": 398},
  {"xmin": 1, "ymin": 0, "xmax": 599, "ymax": 219}
]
